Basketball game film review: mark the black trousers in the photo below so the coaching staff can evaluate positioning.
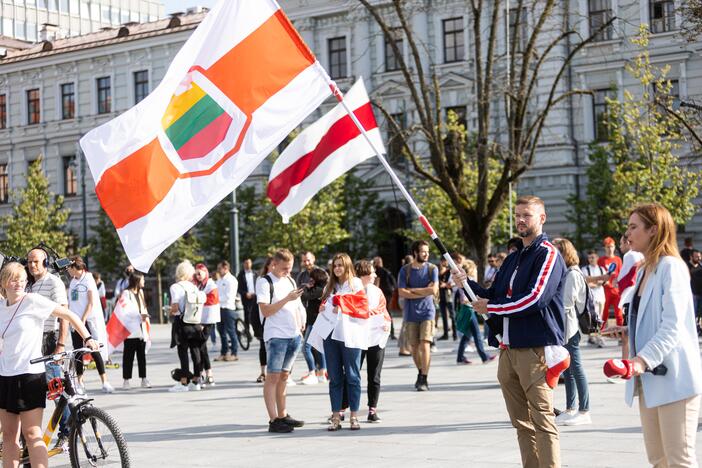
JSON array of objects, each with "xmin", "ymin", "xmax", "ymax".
[
  {"xmin": 71, "ymin": 328, "xmax": 105, "ymax": 376},
  {"xmin": 361, "ymin": 345, "xmax": 386, "ymax": 408},
  {"xmin": 200, "ymin": 324, "xmax": 212, "ymax": 372},
  {"xmin": 122, "ymin": 338, "xmax": 147, "ymax": 379},
  {"xmin": 177, "ymin": 343, "xmax": 202, "ymax": 380},
  {"xmin": 258, "ymin": 339, "xmax": 267, "ymax": 366}
]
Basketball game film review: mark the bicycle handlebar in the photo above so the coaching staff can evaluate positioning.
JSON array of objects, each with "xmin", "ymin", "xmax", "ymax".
[{"xmin": 30, "ymin": 344, "xmax": 104, "ymax": 365}]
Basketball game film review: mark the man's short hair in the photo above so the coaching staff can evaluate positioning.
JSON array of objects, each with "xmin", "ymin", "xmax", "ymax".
[
  {"xmin": 685, "ymin": 237, "xmax": 693, "ymax": 247},
  {"xmin": 587, "ymin": 250, "xmax": 598, "ymax": 256},
  {"xmin": 354, "ymin": 260, "xmax": 374, "ymax": 277},
  {"xmin": 218, "ymin": 260, "xmax": 230, "ymax": 270},
  {"xmin": 487, "ymin": 253, "xmax": 497, "ymax": 259},
  {"xmin": 506, "ymin": 237, "xmax": 522, "ymax": 251},
  {"xmin": 273, "ymin": 249, "xmax": 294, "ymax": 263},
  {"xmin": 410, "ymin": 240, "xmax": 429, "ymax": 258},
  {"xmin": 516, "ymin": 195, "xmax": 545, "ymax": 209}
]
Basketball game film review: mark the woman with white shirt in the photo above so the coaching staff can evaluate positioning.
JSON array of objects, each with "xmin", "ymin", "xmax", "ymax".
[
  {"xmin": 0, "ymin": 262, "xmax": 98, "ymax": 468},
  {"xmin": 120, "ymin": 271, "xmax": 150, "ymax": 389},
  {"xmin": 552, "ymin": 238, "xmax": 591, "ymax": 426},
  {"xmin": 322, "ymin": 253, "xmax": 364, "ymax": 431},
  {"xmin": 67, "ymin": 256, "xmax": 114, "ymax": 393},
  {"xmin": 611, "ymin": 203, "xmax": 702, "ymax": 466}
]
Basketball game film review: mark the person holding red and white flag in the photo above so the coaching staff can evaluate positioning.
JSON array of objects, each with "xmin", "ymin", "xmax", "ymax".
[
  {"xmin": 108, "ymin": 271, "xmax": 152, "ymax": 390},
  {"xmin": 80, "ymin": 0, "xmax": 332, "ymax": 272},
  {"xmin": 267, "ymin": 77, "xmax": 385, "ymax": 222}
]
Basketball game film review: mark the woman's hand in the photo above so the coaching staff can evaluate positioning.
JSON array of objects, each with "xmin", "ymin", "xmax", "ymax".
[
  {"xmin": 630, "ymin": 356, "xmax": 647, "ymax": 377},
  {"xmin": 83, "ymin": 338, "xmax": 99, "ymax": 351}
]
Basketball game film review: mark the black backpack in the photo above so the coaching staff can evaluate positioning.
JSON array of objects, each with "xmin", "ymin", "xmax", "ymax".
[{"xmin": 573, "ymin": 269, "xmax": 603, "ymax": 334}]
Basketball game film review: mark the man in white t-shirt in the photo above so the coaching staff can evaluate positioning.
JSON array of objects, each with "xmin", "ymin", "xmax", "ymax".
[
  {"xmin": 26, "ymin": 247, "xmax": 71, "ymax": 448},
  {"xmin": 255, "ymin": 248, "xmax": 306, "ymax": 433},
  {"xmin": 615, "ymin": 234, "xmax": 644, "ymax": 360},
  {"xmin": 215, "ymin": 260, "xmax": 239, "ymax": 362}
]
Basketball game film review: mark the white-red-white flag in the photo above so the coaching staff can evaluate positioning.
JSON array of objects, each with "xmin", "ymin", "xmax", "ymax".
[
  {"xmin": 106, "ymin": 293, "xmax": 151, "ymax": 354},
  {"xmin": 267, "ymin": 77, "xmax": 385, "ymax": 222}
]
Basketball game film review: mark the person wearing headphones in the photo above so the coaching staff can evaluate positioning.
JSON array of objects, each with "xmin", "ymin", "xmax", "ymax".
[{"xmin": 26, "ymin": 247, "xmax": 72, "ymax": 450}]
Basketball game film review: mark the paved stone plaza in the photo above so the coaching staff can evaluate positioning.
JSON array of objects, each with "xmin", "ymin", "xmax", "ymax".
[{"xmin": 51, "ymin": 323, "xmax": 701, "ymax": 467}]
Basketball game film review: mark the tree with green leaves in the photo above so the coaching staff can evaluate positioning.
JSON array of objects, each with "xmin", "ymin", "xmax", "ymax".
[
  {"xmin": 568, "ymin": 27, "xmax": 701, "ymax": 249},
  {"xmin": 89, "ymin": 208, "xmax": 128, "ymax": 278},
  {"xmin": 0, "ymin": 158, "xmax": 73, "ymax": 257}
]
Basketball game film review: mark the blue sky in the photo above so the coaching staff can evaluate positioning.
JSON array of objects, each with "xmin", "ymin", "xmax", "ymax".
[{"xmin": 161, "ymin": 0, "xmax": 218, "ymax": 14}]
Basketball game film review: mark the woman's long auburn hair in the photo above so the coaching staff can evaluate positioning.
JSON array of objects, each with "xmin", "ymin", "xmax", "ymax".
[
  {"xmin": 322, "ymin": 253, "xmax": 356, "ymax": 301},
  {"xmin": 629, "ymin": 203, "xmax": 680, "ymax": 270}
]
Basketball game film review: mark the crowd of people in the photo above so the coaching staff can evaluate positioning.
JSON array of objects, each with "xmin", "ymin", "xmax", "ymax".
[{"xmin": 0, "ymin": 196, "xmax": 700, "ymax": 467}]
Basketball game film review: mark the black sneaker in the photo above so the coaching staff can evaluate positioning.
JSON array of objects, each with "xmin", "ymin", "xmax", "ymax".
[
  {"xmin": 268, "ymin": 418, "xmax": 294, "ymax": 433},
  {"xmin": 416, "ymin": 375, "xmax": 429, "ymax": 392},
  {"xmin": 414, "ymin": 372, "xmax": 422, "ymax": 390},
  {"xmin": 367, "ymin": 412, "xmax": 381, "ymax": 423},
  {"xmin": 281, "ymin": 414, "xmax": 304, "ymax": 428}
]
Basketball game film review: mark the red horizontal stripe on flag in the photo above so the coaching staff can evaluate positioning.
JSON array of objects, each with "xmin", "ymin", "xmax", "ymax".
[
  {"xmin": 106, "ymin": 314, "xmax": 132, "ymax": 348},
  {"xmin": 267, "ymin": 102, "xmax": 377, "ymax": 206}
]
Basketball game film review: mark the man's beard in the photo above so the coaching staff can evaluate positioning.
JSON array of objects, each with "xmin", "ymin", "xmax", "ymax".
[
  {"xmin": 415, "ymin": 256, "xmax": 427, "ymax": 264},
  {"xmin": 518, "ymin": 227, "xmax": 534, "ymax": 239}
]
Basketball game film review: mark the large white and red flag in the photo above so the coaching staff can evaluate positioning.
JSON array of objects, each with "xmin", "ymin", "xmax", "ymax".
[
  {"xmin": 267, "ymin": 77, "xmax": 385, "ymax": 222},
  {"xmin": 80, "ymin": 0, "xmax": 331, "ymax": 271},
  {"xmin": 308, "ymin": 290, "xmax": 371, "ymax": 352}
]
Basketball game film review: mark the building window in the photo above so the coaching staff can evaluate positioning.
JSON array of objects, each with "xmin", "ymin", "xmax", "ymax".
[
  {"xmin": 589, "ymin": 0, "xmax": 613, "ymax": 41},
  {"xmin": 61, "ymin": 83, "xmax": 75, "ymax": 120},
  {"xmin": 328, "ymin": 37, "xmax": 347, "ymax": 80},
  {"xmin": 26, "ymin": 89, "xmax": 40, "ymax": 125},
  {"xmin": 593, "ymin": 88, "xmax": 615, "ymax": 142},
  {"xmin": 442, "ymin": 18, "xmax": 464, "ymax": 63},
  {"xmin": 384, "ymin": 28, "xmax": 403, "ymax": 72},
  {"xmin": 133, "ymin": 70, "xmax": 149, "ymax": 104},
  {"xmin": 96, "ymin": 77, "xmax": 111, "ymax": 114},
  {"xmin": 62, "ymin": 157, "xmax": 77, "ymax": 196},
  {"xmin": 509, "ymin": 8, "xmax": 528, "ymax": 53},
  {"xmin": 0, "ymin": 164, "xmax": 7, "ymax": 204},
  {"xmin": 650, "ymin": 0, "xmax": 675, "ymax": 34},
  {"xmin": 0, "ymin": 94, "xmax": 6, "ymax": 129},
  {"xmin": 653, "ymin": 79, "xmax": 680, "ymax": 100},
  {"xmin": 387, "ymin": 112, "xmax": 406, "ymax": 164}
]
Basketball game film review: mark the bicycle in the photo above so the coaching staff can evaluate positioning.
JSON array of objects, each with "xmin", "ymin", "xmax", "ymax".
[
  {"xmin": 3, "ymin": 347, "xmax": 131, "ymax": 467},
  {"xmin": 235, "ymin": 318, "xmax": 252, "ymax": 351}
]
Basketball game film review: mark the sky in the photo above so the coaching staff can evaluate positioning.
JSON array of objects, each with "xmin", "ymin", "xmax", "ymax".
[{"xmin": 161, "ymin": 0, "xmax": 218, "ymax": 14}]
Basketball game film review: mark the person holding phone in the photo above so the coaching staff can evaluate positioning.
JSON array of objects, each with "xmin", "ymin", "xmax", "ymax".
[{"xmin": 609, "ymin": 203, "xmax": 702, "ymax": 467}]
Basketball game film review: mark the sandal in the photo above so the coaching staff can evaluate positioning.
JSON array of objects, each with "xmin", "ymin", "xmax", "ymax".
[
  {"xmin": 256, "ymin": 373, "xmax": 265, "ymax": 383},
  {"xmin": 327, "ymin": 415, "xmax": 342, "ymax": 431},
  {"xmin": 349, "ymin": 416, "xmax": 360, "ymax": 430}
]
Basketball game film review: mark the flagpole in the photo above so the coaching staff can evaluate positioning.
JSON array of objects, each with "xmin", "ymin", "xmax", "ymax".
[{"xmin": 326, "ymin": 81, "xmax": 481, "ymax": 306}]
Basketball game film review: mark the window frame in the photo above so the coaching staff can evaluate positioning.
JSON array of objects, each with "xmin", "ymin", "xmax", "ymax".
[
  {"xmin": 588, "ymin": 0, "xmax": 614, "ymax": 41},
  {"xmin": 60, "ymin": 82, "xmax": 75, "ymax": 120},
  {"xmin": 26, "ymin": 88, "xmax": 41, "ymax": 125},
  {"xmin": 0, "ymin": 163, "xmax": 8, "ymax": 204},
  {"xmin": 384, "ymin": 28, "xmax": 403, "ymax": 72},
  {"xmin": 133, "ymin": 70, "xmax": 149, "ymax": 104},
  {"xmin": 649, "ymin": 0, "xmax": 676, "ymax": 34},
  {"xmin": 62, "ymin": 156, "xmax": 77, "ymax": 197},
  {"xmin": 442, "ymin": 17, "xmax": 465, "ymax": 64},
  {"xmin": 96, "ymin": 76, "xmax": 111, "ymax": 115},
  {"xmin": 0, "ymin": 94, "xmax": 6, "ymax": 129},
  {"xmin": 327, "ymin": 36, "xmax": 348, "ymax": 80},
  {"xmin": 593, "ymin": 88, "xmax": 615, "ymax": 142}
]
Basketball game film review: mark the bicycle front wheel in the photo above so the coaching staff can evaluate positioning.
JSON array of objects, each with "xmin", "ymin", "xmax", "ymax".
[
  {"xmin": 69, "ymin": 406, "xmax": 130, "ymax": 467},
  {"xmin": 235, "ymin": 318, "xmax": 251, "ymax": 351}
]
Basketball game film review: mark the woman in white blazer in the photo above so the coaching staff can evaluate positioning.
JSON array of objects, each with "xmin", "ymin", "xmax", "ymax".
[{"xmin": 621, "ymin": 203, "xmax": 702, "ymax": 467}]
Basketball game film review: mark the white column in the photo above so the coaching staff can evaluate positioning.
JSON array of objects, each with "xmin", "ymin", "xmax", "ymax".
[
  {"xmin": 578, "ymin": 0, "xmax": 589, "ymax": 39},
  {"xmin": 640, "ymin": 1, "xmax": 649, "ymax": 27},
  {"xmin": 679, "ymin": 61, "xmax": 688, "ymax": 98},
  {"xmin": 616, "ymin": 69, "xmax": 624, "ymax": 101},
  {"xmin": 580, "ymin": 73, "xmax": 595, "ymax": 142}
]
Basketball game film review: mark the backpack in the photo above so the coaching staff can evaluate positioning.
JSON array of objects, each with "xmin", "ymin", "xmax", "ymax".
[
  {"xmin": 573, "ymin": 269, "xmax": 602, "ymax": 334},
  {"xmin": 179, "ymin": 283, "xmax": 207, "ymax": 324}
]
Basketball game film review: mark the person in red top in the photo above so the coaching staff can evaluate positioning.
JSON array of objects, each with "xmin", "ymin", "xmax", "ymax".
[{"xmin": 598, "ymin": 237, "xmax": 623, "ymax": 328}]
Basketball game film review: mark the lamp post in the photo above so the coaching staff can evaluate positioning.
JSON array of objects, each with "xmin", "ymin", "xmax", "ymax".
[{"xmin": 230, "ymin": 190, "xmax": 240, "ymax": 275}]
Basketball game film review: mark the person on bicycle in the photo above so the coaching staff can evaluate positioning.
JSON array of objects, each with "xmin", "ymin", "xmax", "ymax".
[
  {"xmin": 26, "ymin": 247, "xmax": 72, "ymax": 450},
  {"xmin": 0, "ymin": 262, "xmax": 98, "ymax": 468}
]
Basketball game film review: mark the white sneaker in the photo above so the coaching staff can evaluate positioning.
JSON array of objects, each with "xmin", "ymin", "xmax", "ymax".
[
  {"xmin": 465, "ymin": 344, "xmax": 476, "ymax": 353},
  {"xmin": 141, "ymin": 378, "xmax": 151, "ymax": 388},
  {"xmin": 317, "ymin": 374, "xmax": 328, "ymax": 384},
  {"xmin": 122, "ymin": 379, "xmax": 131, "ymax": 390},
  {"xmin": 300, "ymin": 373, "xmax": 318, "ymax": 385},
  {"xmin": 563, "ymin": 412, "xmax": 592, "ymax": 426},
  {"xmin": 606, "ymin": 376, "xmax": 625, "ymax": 384},
  {"xmin": 101, "ymin": 382, "xmax": 115, "ymax": 394},
  {"xmin": 286, "ymin": 377, "xmax": 296, "ymax": 386},
  {"xmin": 169, "ymin": 383, "xmax": 189, "ymax": 393},
  {"xmin": 555, "ymin": 410, "xmax": 576, "ymax": 425},
  {"xmin": 187, "ymin": 382, "xmax": 201, "ymax": 391}
]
